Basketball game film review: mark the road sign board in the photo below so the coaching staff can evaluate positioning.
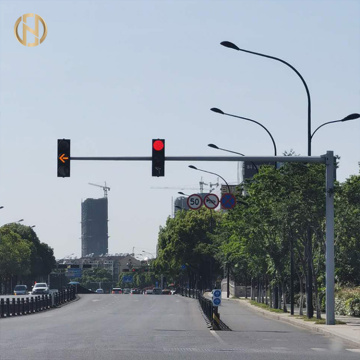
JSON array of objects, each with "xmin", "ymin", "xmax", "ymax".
[
  {"xmin": 213, "ymin": 289, "xmax": 221, "ymax": 298},
  {"xmin": 65, "ymin": 268, "xmax": 82, "ymax": 278},
  {"xmin": 213, "ymin": 297, "xmax": 221, "ymax": 306},
  {"xmin": 221, "ymin": 193, "xmax": 236, "ymax": 209},
  {"xmin": 212, "ymin": 288, "xmax": 221, "ymax": 306},
  {"xmin": 123, "ymin": 275, "xmax": 133, "ymax": 282},
  {"xmin": 187, "ymin": 194, "xmax": 203, "ymax": 210},
  {"xmin": 204, "ymin": 193, "xmax": 219, "ymax": 209}
]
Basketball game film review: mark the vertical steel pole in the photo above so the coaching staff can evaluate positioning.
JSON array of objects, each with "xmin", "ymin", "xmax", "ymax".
[
  {"xmin": 227, "ymin": 264, "xmax": 230, "ymax": 298},
  {"xmin": 325, "ymin": 151, "xmax": 335, "ymax": 325},
  {"xmin": 290, "ymin": 236, "xmax": 294, "ymax": 315}
]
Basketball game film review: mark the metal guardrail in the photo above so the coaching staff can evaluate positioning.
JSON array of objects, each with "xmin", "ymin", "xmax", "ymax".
[
  {"xmin": 178, "ymin": 287, "xmax": 231, "ymax": 331},
  {"xmin": 0, "ymin": 288, "xmax": 76, "ymax": 319}
]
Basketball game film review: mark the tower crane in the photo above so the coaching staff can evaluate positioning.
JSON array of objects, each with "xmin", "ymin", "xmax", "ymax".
[
  {"xmin": 88, "ymin": 182, "xmax": 110, "ymax": 198},
  {"xmin": 151, "ymin": 177, "xmax": 220, "ymax": 193}
]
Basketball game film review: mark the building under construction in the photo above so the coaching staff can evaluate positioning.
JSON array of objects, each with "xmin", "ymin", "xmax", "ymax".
[{"xmin": 81, "ymin": 197, "xmax": 108, "ymax": 257}]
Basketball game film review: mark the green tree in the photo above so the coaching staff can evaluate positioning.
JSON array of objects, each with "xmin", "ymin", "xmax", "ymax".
[
  {"xmin": 0, "ymin": 227, "xmax": 32, "ymax": 293},
  {"xmin": 335, "ymin": 174, "xmax": 360, "ymax": 285},
  {"xmin": 154, "ymin": 208, "xmax": 223, "ymax": 289}
]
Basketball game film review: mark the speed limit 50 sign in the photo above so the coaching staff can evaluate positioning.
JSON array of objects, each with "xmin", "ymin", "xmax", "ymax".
[{"xmin": 187, "ymin": 194, "xmax": 203, "ymax": 210}]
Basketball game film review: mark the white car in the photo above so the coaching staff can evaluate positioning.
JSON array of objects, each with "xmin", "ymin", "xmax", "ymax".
[{"xmin": 31, "ymin": 283, "xmax": 49, "ymax": 295}]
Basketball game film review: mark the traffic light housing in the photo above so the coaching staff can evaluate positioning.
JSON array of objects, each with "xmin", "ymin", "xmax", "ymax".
[
  {"xmin": 57, "ymin": 139, "xmax": 71, "ymax": 177},
  {"xmin": 152, "ymin": 139, "xmax": 165, "ymax": 177}
]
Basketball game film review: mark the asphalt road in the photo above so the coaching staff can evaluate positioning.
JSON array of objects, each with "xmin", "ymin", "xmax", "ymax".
[{"xmin": 0, "ymin": 294, "xmax": 359, "ymax": 360}]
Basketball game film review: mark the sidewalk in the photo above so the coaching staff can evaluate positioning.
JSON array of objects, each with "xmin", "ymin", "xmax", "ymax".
[{"xmin": 217, "ymin": 295, "xmax": 360, "ymax": 347}]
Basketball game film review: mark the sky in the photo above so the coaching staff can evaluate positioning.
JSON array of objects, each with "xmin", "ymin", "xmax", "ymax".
[{"xmin": 0, "ymin": 0, "xmax": 359, "ymax": 259}]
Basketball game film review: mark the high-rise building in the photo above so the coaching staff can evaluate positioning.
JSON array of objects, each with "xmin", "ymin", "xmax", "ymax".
[{"xmin": 81, "ymin": 198, "xmax": 108, "ymax": 257}]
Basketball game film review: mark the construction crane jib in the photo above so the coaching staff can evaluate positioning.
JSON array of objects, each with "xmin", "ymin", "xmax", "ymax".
[{"xmin": 88, "ymin": 182, "xmax": 110, "ymax": 198}]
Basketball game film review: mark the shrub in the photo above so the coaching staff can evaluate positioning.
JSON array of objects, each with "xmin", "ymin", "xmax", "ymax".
[{"xmin": 335, "ymin": 287, "xmax": 360, "ymax": 317}]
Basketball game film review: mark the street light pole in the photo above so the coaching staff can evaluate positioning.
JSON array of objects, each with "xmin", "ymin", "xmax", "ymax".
[
  {"xmin": 220, "ymin": 40, "xmax": 311, "ymax": 155},
  {"xmin": 178, "ymin": 191, "xmax": 190, "ymax": 197},
  {"xmin": 311, "ymin": 113, "xmax": 360, "ymax": 142},
  {"xmin": 211, "ymin": 108, "xmax": 277, "ymax": 156},
  {"xmin": 221, "ymin": 41, "xmax": 359, "ymax": 320},
  {"xmin": 208, "ymin": 144, "xmax": 259, "ymax": 173},
  {"xmin": 188, "ymin": 165, "xmax": 232, "ymax": 298},
  {"xmin": 188, "ymin": 165, "xmax": 231, "ymax": 194}
]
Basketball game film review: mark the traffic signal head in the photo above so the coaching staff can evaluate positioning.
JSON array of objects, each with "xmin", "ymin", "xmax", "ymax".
[
  {"xmin": 57, "ymin": 139, "xmax": 71, "ymax": 177},
  {"xmin": 152, "ymin": 139, "xmax": 165, "ymax": 177}
]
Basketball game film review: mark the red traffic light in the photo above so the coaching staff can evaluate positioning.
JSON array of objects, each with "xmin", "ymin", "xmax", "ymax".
[
  {"xmin": 153, "ymin": 140, "xmax": 164, "ymax": 151},
  {"xmin": 152, "ymin": 139, "xmax": 165, "ymax": 177}
]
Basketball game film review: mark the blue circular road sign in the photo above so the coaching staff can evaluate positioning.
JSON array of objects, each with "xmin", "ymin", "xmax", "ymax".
[
  {"xmin": 213, "ymin": 289, "xmax": 221, "ymax": 298},
  {"xmin": 213, "ymin": 297, "xmax": 221, "ymax": 306},
  {"xmin": 221, "ymin": 193, "xmax": 236, "ymax": 209}
]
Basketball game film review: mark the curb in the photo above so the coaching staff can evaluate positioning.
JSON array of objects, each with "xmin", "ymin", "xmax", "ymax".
[{"xmin": 227, "ymin": 298, "xmax": 360, "ymax": 348}]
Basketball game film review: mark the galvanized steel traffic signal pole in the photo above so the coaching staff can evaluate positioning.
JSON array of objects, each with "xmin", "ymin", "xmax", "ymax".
[{"xmin": 68, "ymin": 151, "xmax": 335, "ymax": 325}]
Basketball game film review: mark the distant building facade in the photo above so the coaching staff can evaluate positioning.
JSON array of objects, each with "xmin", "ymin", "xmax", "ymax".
[
  {"xmin": 174, "ymin": 196, "xmax": 189, "ymax": 214},
  {"xmin": 55, "ymin": 254, "xmax": 146, "ymax": 283},
  {"xmin": 81, "ymin": 198, "xmax": 108, "ymax": 257}
]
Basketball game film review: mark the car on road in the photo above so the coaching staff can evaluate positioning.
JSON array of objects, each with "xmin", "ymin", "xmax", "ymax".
[
  {"xmin": 144, "ymin": 289, "xmax": 153, "ymax": 295},
  {"xmin": 123, "ymin": 288, "xmax": 130, "ymax": 294},
  {"xmin": 152, "ymin": 287, "xmax": 162, "ymax": 295},
  {"xmin": 131, "ymin": 288, "xmax": 141, "ymax": 294},
  {"xmin": 111, "ymin": 288, "xmax": 122, "ymax": 294},
  {"xmin": 161, "ymin": 289, "xmax": 172, "ymax": 295},
  {"xmin": 95, "ymin": 288, "xmax": 104, "ymax": 294},
  {"xmin": 31, "ymin": 283, "xmax": 49, "ymax": 295},
  {"xmin": 13, "ymin": 285, "xmax": 28, "ymax": 295}
]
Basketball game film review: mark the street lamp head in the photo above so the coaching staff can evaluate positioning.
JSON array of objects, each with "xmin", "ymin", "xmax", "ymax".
[
  {"xmin": 178, "ymin": 191, "xmax": 185, "ymax": 195},
  {"xmin": 208, "ymin": 143, "xmax": 219, "ymax": 149},
  {"xmin": 188, "ymin": 165, "xmax": 198, "ymax": 170},
  {"xmin": 18, "ymin": 219, "xmax": 24, "ymax": 223},
  {"xmin": 210, "ymin": 107, "xmax": 224, "ymax": 114},
  {"xmin": 220, "ymin": 41, "xmax": 240, "ymax": 51},
  {"xmin": 342, "ymin": 113, "xmax": 360, "ymax": 121}
]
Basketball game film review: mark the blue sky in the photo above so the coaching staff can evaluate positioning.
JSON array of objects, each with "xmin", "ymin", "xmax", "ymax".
[{"xmin": 0, "ymin": 0, "xmax": 359, "ymax": 259}]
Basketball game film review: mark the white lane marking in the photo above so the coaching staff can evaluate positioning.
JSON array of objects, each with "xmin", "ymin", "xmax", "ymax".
[
  {"xmin": 346, "ymin": 349, "xmax": 360, "ymax": 353},
  {"xmin": 92, "ymin": 299, "xmax": 101, "ymax": 302},
  {"xmin": 311, "ymin": 348, "xmax": 327, "ymax": 351},
  {"xmin": 210, "ymin": 330, "xmax": 227, "ymax": 345},
  {"xmin": 271, "ymin": 347, "xmax": 288, "ymax": 350}
]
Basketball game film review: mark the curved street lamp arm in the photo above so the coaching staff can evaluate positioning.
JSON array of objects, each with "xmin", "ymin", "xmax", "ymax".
[
  {"xmin": 212, "ymin": 146, "xmax": 259, "ymax": 173},
  {"xmin": 223, "ymin": 112, "xmax": 277, "ymax": 156},
  {"xmin": 217, "ymin": 148, "xmax": 245, "ymax": 156},
  {"xmin": 311, "ymin": 117, "xmax": 360, "ymax": 141},
  {"xmin": 198, "ymin": 169, "xmax": 231, "ymax": 194},
  {"xmin": 221, "ymin": 41, "xmax": 311, "ymax": 155}
]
